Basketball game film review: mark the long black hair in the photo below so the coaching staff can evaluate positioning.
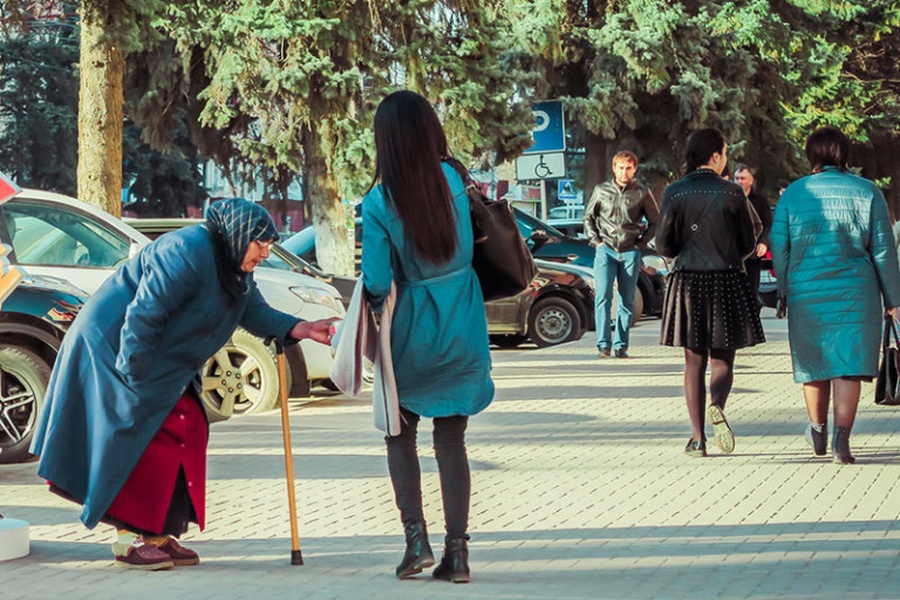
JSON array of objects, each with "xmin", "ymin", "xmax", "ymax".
[
  {"xmin": 370, "ymin": 90, "xmax": 458, "ymax": 265},
  {"xmin": 685, "ymin": 128, "xmax": 726, "ymax": 172}
]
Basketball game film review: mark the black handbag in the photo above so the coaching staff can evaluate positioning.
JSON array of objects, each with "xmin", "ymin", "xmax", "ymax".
[
  {"xmin": 875, "ymin": 315, "xmax": 900, "ymax": 406},
  {"xmin": 466, "ymin": 185, "xmax": 537, "ymax": 302}
]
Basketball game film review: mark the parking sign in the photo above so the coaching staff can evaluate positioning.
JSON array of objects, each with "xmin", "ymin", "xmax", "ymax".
[{"xmin": 525, "ymin": 101, "xmax": 565, "ymax": 154}]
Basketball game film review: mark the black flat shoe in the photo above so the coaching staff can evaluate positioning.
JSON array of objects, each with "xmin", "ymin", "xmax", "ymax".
[{"xmin": 684, "ymin": 438, "xmax": 707, "ymax": 458}]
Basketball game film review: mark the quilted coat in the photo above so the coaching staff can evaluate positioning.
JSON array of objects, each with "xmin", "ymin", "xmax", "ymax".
[
  {"xmin": 361, "ymin": 162, "xmax": 494, "ymax": 418},
  {"xmin": 30, "ymin": 225, "xmax": 298, "ymax": 528},
  {"xmin": 770, "ymin": 167, "xmax": 900, "ymax": 383}
]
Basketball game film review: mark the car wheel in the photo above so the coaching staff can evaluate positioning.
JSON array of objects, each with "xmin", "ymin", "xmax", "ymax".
[
  {"xmin": 490, "ymin": 334, "xmax": 529, "ymax": 349},
  {"xmin": 0, "ymin": 346, "xmax": 51, "ymax": 464},
  {"xmin": 527, "ymin": 297, "xmax": 582, "ymax": 347},
  {"xmin": 199, "ymin": 329, "xmax": 286, "ymax": 422}
]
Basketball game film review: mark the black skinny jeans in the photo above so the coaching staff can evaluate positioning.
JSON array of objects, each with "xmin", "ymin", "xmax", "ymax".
[{"xmin": 385, "ymin": 407, "xmax": 470, "ymax": 540}]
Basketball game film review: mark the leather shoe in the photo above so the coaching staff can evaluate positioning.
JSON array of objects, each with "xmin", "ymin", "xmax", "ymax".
[
  {"xmin": 684, "ymin": 438, "xmax": 707, "ymax": 458},
  {"xmin": 396, "ymin": 522, "xmax": 434, "ymax": 578},
  {"xmin": 433, "ymin": 537, "xmax": 470, "ymax": 583}
]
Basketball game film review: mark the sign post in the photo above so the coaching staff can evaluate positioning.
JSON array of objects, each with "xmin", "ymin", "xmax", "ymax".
[{"xmin": 516, "ymin": 101, "xmax": 566, "ymax": 219}]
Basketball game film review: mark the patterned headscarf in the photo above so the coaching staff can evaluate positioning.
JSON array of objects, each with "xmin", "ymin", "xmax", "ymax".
[{"xmin": 205, "ymin": 197, "xmax": 279, "ymax": 298}]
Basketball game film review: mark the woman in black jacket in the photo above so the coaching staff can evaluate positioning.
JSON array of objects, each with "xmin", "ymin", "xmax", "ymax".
[{"xmin": 656, "ymin": 128, "xmax": 765, "ymax": 457}]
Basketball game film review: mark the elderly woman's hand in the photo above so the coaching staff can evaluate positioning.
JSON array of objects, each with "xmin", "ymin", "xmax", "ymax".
[{"xmin": 290, "ymin": 317, "xmax": 341, "ymax": 344}]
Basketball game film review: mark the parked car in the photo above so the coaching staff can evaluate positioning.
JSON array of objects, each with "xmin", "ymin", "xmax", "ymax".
[
  {"xmin": 545, "ymin": 217, "xmax": 588, "ymax": 240},
  {"xmin": 283, "ymin": 222, "xmax": 594, "ymax": 347},
  {"xmin": 513, "ymin": 208, "xmax": 667, "ymax": 321},
  {"xmin": 0, "ymin": 274, "xmax": 85, "ymax": 463},
  {"xmin": 548, "ymin": 204, "xmax": 584, "ymax": 220},
  {"xmin": 126, "ymin": 217, "xmax": 356, "ymax": 307},
  {"xmin": 487, "ymin": 259, "xmax": 594, "ymax": 348},
  {"xmin": 0, "ymin": 189, "xmax": 344, "ymax": 421}
]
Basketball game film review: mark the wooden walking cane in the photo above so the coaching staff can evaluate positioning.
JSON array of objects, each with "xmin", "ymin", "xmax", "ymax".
[{"xmin": 269, "ymin": 337, "xmax": 303, "ymax": 565}]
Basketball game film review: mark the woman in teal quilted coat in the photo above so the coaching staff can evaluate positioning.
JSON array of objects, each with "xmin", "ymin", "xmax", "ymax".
[
  {"xmin": 361, "ymin": 91, "xmax": 493, "ymax": 583},
  {"xmin": 770, "ymin": 127, "xmax": 900, "ymax": 464}
]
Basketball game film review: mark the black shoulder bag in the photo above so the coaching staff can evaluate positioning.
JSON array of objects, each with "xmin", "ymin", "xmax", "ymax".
[
  {"xmin": 875, "ymin": 315, "xmax": 900, "ymax": 406},
  {"xmin": 466, "ymin": 184, "xmax": 538, "ymax": 302}
]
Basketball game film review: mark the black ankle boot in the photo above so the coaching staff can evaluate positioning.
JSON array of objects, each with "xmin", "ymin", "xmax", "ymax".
[
  {"xmin": 395, "ymin": 522, "xmax": 435, "ymax": 578},
  {"xmin": 805, "ymin": 421, "xmax": 827, "ymax": 456},
  {"xmin": 432, "ymin": 536, "xmax": 470, "ymax": 583},
  {"xmin": 832, "ymin": 426, "xmax": 856, "ymax": 464}
]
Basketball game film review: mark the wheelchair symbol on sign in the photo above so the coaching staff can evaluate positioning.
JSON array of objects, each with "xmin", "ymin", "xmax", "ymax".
[{"xmin": 534, "ymin": 155, "xmax": 552, "ymax": 178}]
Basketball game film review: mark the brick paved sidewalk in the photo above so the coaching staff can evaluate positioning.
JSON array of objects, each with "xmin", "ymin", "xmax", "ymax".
[{"xmin": 3, "ymin": 311, "xmax": 900, "ymax": 599}]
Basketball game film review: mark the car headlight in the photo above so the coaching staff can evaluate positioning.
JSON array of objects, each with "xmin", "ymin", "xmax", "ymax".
[
  {"xmin": 290, "ymin": 287, "xmax": 345, "ymax": 315},
  {"xmin": 641, "ymin": 254, "xmax": 670, "ymax": 276}
]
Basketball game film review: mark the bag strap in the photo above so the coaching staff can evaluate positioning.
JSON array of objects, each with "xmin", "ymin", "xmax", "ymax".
[{"xmin": 681, "ymin": 196, "xmax": 719, "ymax": 248}]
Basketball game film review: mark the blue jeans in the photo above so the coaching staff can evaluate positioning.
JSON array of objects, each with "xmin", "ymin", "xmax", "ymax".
[{"xmin": 593, "ymin": 245, "xmax": 640, "ymax": 351}]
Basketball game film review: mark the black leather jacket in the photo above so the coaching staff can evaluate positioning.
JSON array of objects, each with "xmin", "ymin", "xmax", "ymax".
[
  {"xmin": 655, "ymin": 169, "xmax": 758, "ymax": 272},
  {"xmin": 583, "ymin": 180, "xmax": 659, "ymax": 251}
]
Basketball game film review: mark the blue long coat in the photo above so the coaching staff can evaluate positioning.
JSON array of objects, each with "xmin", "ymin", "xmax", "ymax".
[
  {"xmin": 30, "ymin": 225, "xmax": 298, "ymax": 528},
  {"xmin": 770, "ymin": 167, "xmax": 900, "ymax": 383},
  {"xmin": 361, "ymin": 163, "xmax": 494, "ymax": 417}
]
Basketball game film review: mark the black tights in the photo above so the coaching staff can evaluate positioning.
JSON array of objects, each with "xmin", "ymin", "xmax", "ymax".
[
  {"xmin": 385, "ymin": 407, "xmax": 470, "ymax": 540},
  {"xmin": 684, "ymin": 347, "xmax": 736, "ymax": 441}
]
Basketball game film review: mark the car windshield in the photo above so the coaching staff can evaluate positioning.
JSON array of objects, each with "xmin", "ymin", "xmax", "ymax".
[
  {"xmin": 513, "ymin": 207, "xmax": 567, "ymax": 238},
  {"xmin": 264, "ymin": 244, "xmax": 331, "ymax": 279},
  {"xmin": 281, "ymin": 226, "xmax": 315, "ymax": 257},
  {"xmin": 1, "ymin": 199, "xmax": 131, "ymax": 268}
]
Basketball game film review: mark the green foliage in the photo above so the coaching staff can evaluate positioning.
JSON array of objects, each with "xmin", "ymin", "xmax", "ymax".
[
  {"xmin": 0, "ymin": 3, "xmax": 207, "ymax": 210},
  {"xmin": 0, "ymin": 15, "xmax": 80, "ymax": 194},
  {"xmin": 505, "ymin": 0, "xmax": 900, "ymax": 195},
  {"xmin": 152, "ymin": 0, "xmax": 532, "ymax": 200}
]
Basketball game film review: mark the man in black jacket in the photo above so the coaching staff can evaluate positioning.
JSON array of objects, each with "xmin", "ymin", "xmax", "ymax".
[
  {"xmin": 583, "ymin": 151, "xmax": 659, "ymax": 358},
  {"xmin": 734, "ymin": 166, "xmax": 773, "ymax": 310}
]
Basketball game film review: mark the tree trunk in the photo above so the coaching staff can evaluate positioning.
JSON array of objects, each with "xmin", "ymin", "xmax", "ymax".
[
  {"xmin": 77, "ymin": 2, "xmax": 123, "ymax": 216},
  {"xmin": 302, "ymin": 125, "xmax": 354, "ymax": 276},
  {"xmin": 582, "ymin": 131, "xmax": 608, "ymax": 200}
]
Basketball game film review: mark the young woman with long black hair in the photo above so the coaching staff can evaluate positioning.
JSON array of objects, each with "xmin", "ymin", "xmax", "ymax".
[{"xmin": 361, "ymin": 90, "xmax": 494, "ymax": 583}]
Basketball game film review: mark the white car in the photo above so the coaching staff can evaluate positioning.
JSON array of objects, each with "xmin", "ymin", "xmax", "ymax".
[{"xmin": 0, "ymin": 189, "xmax": 344, "ymax": 420}]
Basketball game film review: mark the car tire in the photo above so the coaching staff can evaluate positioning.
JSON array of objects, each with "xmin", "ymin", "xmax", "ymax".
[
  {"xmin": 527, "ymin": 297, "xmax": 583, "ymax": 347},
  {"xmin": 490, "ymin": 334, "xmax": 529, "ymax": 349},
  {"xmin": 0, "ymin": 346, "xmax": 51, "ymax": 464},
  {"xmin": 199, "ymin": 329, "xmax": 286, "ymax": 422}
]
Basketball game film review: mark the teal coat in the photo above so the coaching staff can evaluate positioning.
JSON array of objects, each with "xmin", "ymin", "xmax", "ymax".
[
  {"xmin": 770, "ymin": 167, "xmax": 900, "ymax": 383},
  {"xmin": 30, "ymin": 225, "xmax": 298, "ymax": 528},
  {"xmin": 361, "ymin": 163, "xmax": 494, "ymax": 417}
]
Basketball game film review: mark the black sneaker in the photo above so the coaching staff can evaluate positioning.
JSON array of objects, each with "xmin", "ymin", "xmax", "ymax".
[{"xmin": 614, "ymin": 349, "xmax": 629, "ymax": 358}]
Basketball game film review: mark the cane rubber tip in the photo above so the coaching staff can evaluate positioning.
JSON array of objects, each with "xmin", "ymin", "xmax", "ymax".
[{"xmin": 291, "ymin": 550, "xmax": 304, "ymax": 565}]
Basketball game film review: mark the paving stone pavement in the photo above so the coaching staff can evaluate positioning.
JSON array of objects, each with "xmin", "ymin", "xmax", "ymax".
[{"xmin": 3, "ymin": 310, "xmax": 900, "ymax": 599}]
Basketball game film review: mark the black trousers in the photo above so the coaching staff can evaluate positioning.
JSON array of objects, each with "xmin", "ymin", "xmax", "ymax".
[{"xmin": 385, "ymin": 407, "xmax": 470, "ymax": 540}]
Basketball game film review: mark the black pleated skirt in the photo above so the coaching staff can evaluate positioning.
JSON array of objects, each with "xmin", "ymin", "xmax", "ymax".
[{"xmin": 660, "ymin": 269, "xmax": 765, "ymax": 350}]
